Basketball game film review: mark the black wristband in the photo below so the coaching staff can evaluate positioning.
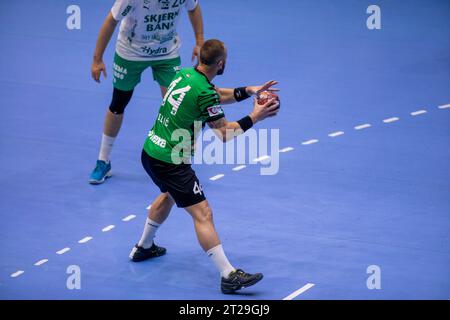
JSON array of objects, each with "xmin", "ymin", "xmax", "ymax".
[
  {"xmin": 237, "ymin": 115, "xmax": 254, "ymax": 132},
  {"xmin": 234, "ymin": 87, "xmax": 251, "ymax": 102}
]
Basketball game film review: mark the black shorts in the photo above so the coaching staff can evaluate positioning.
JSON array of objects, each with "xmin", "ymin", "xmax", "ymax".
[{"xmin": 141, "ymin": 149, "xmax": 206, "ymax": 208}]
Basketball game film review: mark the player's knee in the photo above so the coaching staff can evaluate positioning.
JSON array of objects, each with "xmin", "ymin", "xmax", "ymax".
[
  {"xmin": 197, "ymin": 205, "xmax": 213, "ymax": 224},
  {"xmin": 109, "ymin": 88, "xmax": 133, "ymax": 114},
  {"xmin": 149, "ymin": 193, "xmax": 174, "ymax": 214}
]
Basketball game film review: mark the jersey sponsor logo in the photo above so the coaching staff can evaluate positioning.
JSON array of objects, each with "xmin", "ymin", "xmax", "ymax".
[
  {"xmin": 148, "ymin": 130, "xmax": 167, "ymax": 148},
  {"xmin": 141, "ymin": 30, "xmax": 176, "ymax": 43},
  {"xmin": 159, "ymin": 30, "xmax": 176, "ymax": 43},
  {"xmin": 113, "ymin": 63, "xmax": 128, "ymax": 75},
  {"xmin": 140, "ymin": 46, "xmax": 168, "ymax": 56},
  {"xmin": 113, "ymin": 63, "xmax": 128, "ymax": 80},
  {"xmin": 207, "ymin": 105, "xmax": 224, "ymax": 117},
  {"xmin": 144, "ymin": 11, "xmax": 180, "ymax": 24},
  {"xmin": 146, "ymin": 21, "xmax": 176, "ymax": 32},
  {"xmin": 144, "ymin": 8, "xmax": 180, "ymax": 32}
]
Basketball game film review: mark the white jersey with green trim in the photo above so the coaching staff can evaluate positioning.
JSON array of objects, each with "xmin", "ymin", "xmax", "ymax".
[{"xmin": 111, "ymin": 0, "xmax": 198, "ymax": 61}]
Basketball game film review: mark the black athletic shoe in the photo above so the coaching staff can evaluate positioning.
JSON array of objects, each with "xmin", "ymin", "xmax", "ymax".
[
  {"xmin": 221, "ymin": 269, "xmax": 264, "ymax": 294},
  {"xmin": 129, "ymin": 243, "xmax": 166, "ymax": 262}
]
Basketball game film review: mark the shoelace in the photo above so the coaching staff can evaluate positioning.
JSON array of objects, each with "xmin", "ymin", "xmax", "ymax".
[
  {"xmin": 232, "ymin": 269, "xmax": 246, "ymax": 277},
  {"xmin": 94, "ymin": 161, "xmax": 108, "ymax": 173}
]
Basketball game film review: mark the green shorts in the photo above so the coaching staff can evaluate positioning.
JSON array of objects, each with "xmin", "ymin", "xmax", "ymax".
[{"xmin": 112, "ymin": 53, "xmax": 181, "ymax": 91}]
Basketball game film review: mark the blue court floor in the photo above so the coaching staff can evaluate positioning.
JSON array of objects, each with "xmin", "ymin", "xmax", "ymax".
[{"xmin": 0, "ymin": 0, "xmax": 449, "ymax": 299}]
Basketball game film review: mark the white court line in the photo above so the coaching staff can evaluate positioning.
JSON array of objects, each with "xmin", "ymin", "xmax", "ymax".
[
  {"xmin": 328, "ymin": 131, "xmax": 344, "ymax": 138},
  {"xmin": 122, "ymin": 214, "xmax": 136, "ymax": 222},
  {"xmin": 411, "ymin": 110, "xmax": 427, "ymax": 116},
  {"xmin": 302, "ymin": 139, "xmax": 319, "ymax": 145},
  {"xmin": 253, "ymin": 155, "xmax": 271, "ymax": 162},
  {"xmin": 232, "ymin": 165, "xmax": 246, "ymax": 171},
  {"xmin": 279, "ymin": 147, "xmax": 294, "ymax": 153},
  {"xmin": 102, "ymin": 225, "xmax": 115, "ymax": 232},
  {"xmin": 283, "ymin": 283, "xmax": 315, "ymax": 300},
  {"xmin": 56, "ymin": 247, "xmax": 70, "ymax": 255},
  {"xmin": 34, "ymin": 259, "xmax": 48, "ymax": 266},
  {"xmin": 354, "ymin": 123, "xmax": 371, "ymax": 130},
  {"xmin": 10, "ymin": 270, "xmax": 24, "ymax": 278},
  {"xmin": 210, "ymin": 174, "xmax": 225, "ymax": 181},
  {"xmin": 78, "ymin": 236, "xmax": 93, "ymax": 244},
  {"xmin": 383, "ymin": 117, "xmax": 400, "ymax": 123},
  {"xmin": 438, "ymin": 104, "xmax": 450, "ymax": 109}
]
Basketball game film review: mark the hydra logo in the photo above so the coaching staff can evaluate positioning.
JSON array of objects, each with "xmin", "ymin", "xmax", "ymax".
[{"xmin": 140, "ymin": 46, "xmax": 168, "ymax": 56}]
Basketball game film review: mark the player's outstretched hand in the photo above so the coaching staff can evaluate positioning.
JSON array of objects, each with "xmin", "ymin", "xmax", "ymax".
[
  {"xmin": 91, "ymin": 59, "xmax": 107, "ymax": 83},
  {"xmin": 247, "ymin": 80, "xmax": 279, "ymax": 96},
  {"xmin": 250, "ymin": 97, "xmax": 280, "ymax": 124}
]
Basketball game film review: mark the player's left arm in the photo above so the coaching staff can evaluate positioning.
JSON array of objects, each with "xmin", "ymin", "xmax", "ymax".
[
  {"xmin": 216, "ymin": 80, "xmax": 279, "ymax": 105},
  {"xmin": 187, "ymin": 1, "xmax": 204, "ymax": 63}
]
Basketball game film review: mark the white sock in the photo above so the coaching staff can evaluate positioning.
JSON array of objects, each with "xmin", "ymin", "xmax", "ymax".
[
  {"xmin": 206, "ymin": 244, "xmax": 236, "ymax": 279},
  {"xmin": 98, "ymin": 134, "xmax": 115, "ymax": 162},
  {"xmin": 137, "ymin": 218, "xmax": 161, "ymax": 249}
]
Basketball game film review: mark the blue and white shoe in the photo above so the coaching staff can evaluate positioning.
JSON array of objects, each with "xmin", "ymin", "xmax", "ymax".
[{"xmin": 89, "ymin": 160, "xmax": 112, "ymax": 185}]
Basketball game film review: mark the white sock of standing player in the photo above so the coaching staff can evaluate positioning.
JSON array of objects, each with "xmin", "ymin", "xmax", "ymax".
[
  {"xmin": 137, "ymin": 217, "xmax": 160, "ymax": 249},
  {"xmin": 206, "ymin": 244, "xmax": 236, "ymax": 279}
]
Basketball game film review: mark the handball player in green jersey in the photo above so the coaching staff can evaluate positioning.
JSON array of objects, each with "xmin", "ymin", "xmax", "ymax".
[{"xmin": 130, "ymin": 39, "xmax": 280, "ymax": 293}]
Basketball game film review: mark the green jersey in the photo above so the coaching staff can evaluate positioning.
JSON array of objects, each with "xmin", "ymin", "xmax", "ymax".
[{"xmin": 143, "ymin": 67, "xmax": 225, "ymax": 164}]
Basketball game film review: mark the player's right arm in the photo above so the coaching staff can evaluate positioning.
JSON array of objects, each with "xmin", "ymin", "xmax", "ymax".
[
  {"xmin": 91, "ymin": 12, "xmax": 119, "ymax": 82},
  {"xmin": 207, "ymin": 97, "xmax": 280, "ymax": 142}
]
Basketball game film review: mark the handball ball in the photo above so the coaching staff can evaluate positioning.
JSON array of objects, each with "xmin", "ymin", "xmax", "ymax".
[{"xmin": 257, "ymin": 91, "xmax": 280, "ymax": 109}]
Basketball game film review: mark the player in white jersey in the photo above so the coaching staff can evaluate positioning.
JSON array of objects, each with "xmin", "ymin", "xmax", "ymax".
[{"xmin": 89, "ymin": 0, "xmax": 204, "ymax": 184}]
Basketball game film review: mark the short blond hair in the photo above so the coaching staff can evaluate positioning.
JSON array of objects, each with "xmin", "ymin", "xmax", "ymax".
[{"xmin": 200, "ymin": 39, "xmax": 226, "ymax": 65}]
